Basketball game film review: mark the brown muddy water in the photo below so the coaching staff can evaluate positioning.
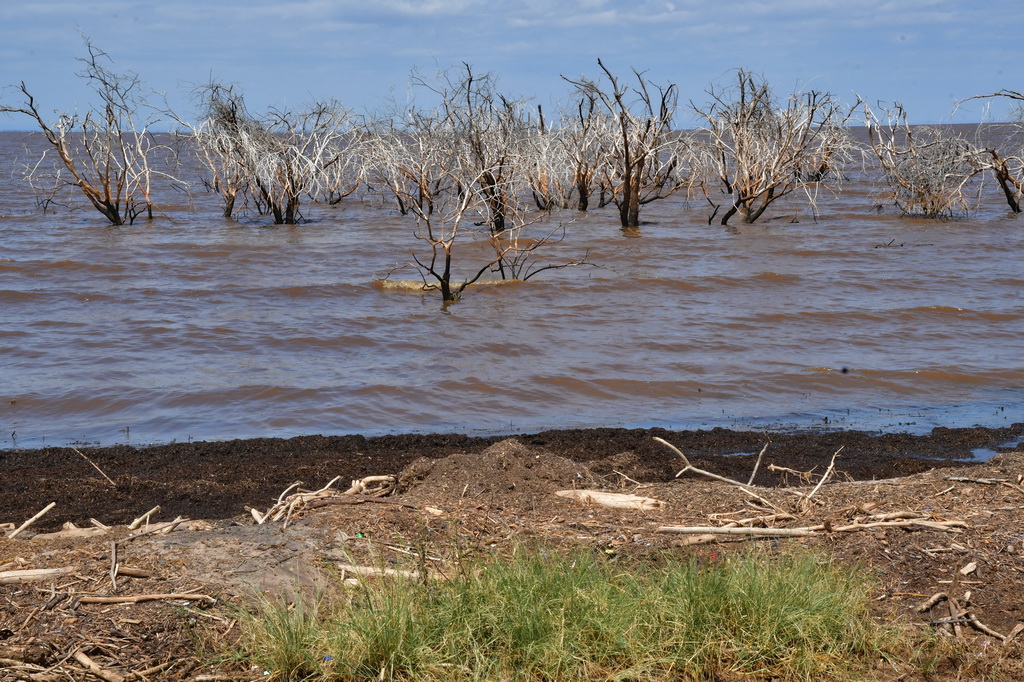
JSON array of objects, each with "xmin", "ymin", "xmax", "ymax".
[{"xmin": 0, "ymin": 130, "xmax": 1022, "ymax": 448}]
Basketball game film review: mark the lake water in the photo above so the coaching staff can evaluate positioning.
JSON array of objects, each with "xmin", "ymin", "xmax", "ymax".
[{"xmin": 1, "ymin": 129, "xmax": 1022, "ymax": 448}]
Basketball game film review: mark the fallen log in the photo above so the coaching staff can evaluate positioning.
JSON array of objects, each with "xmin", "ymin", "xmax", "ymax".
[
  {"xmin": 0, "ymin": 567, "xmax": 76, "ymax": 585},
  {"xmin": 555, "ymin": 490, "xmax": 665, "ymax": 510}
]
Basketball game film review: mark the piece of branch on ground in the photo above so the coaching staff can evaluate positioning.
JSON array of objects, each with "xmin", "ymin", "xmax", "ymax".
[
  {"xmin": 122, "ymin": 516, "xmax": 187, "ymax": 542},
  {"xmin": 71, "ymin": 448, "xmax": 117, "ymax": 487},
  {"xmin": 747, "ymin": 438, "xmax": 771, "ymax": 486},
  {"xmin": 0, "ymin": 567, "xmax": 77, "ymax": 585},
  {"xmin": 77, "ymin": 593, "xmax": 216, "ymax": 606},
  {"xmin": 658, "ymin": 513, "xmax": 966, "ymax": 538},
  {"xmin": 651, "ymin": 436, "xmax": 786, "ymax": 509},
  {"xmin": 255, "ymin": 474, "xmax": 399, "ymax": 525},
  {"xmin": 8, "ymin": 502, "xmax": 56, "ymax": 539},
  {"xmin": 554, "ymin": 489, "xmax": 665, "ymax": 510},
  {"xmin": 800, "ymin": 446, "xmax": 844, "ymax": 510},
  {"xmin": 654, "ymin": 437, "xmax": 749, "ymax": 487},
  {"xmin": 944, "ymin": 476, "xmax": 1009, "ymax": 485},
  {"xmin": 127, "ymin": 505, "xmax": 160, "ymax": 530},
  {"xmin": 73, "ymin": 650, "xmax": 125, "ymax": 682}
]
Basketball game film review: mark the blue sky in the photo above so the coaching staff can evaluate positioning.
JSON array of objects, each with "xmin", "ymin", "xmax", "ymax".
[{"xmin": 1, "ymin": 0, "xmax": 1020, "ymax": 130}]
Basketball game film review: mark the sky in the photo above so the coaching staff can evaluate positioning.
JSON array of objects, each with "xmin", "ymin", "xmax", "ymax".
[{"xmin": 0, "ymin": 0, "xmax": 1021, "ymax": 131}]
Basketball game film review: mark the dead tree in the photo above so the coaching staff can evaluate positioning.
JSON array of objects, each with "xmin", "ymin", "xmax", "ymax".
[
  {"xmin": 412, "ymin": 64, "xmax": 530, "ymax": 234},
  {"xmin": 523, "ymin": 97, "xmax": 609, "ymax": 212},
  {"xmin": 361, "ymin": 113, "xmax": 510, "ymax": 302},
  {"xmin": 187, "ymin": 84, "xmax": 351, "ymax": 224},
  {"xmin": 960, "ymin": 89, "xmax": 1024, "ymax": 213},
  {"xmin": 188, "ymin": 83, "xmax": 256, "ymax": 218},
  {"xmin": 863, "ymin": 102, "xmax": 985, "ymax": 218},
  {"xmin": 563, "ymin": 59, "xmax": 685, "ymax": 228},
  {"xmin": 0, "ymin": 39, "xmax": 168, "ymax": 225},
  {"xmin": 692, "ymin": 70, "xmax": 855, "ymax": 225},
  {"xmin": 361, "ymin": 107, "xmax": 590, "ymax": 303}
]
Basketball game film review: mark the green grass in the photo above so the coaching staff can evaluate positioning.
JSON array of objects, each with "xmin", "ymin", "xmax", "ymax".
[{"xmin": 225, "ymin": 548, "xmax": 895, "ymax": 681}]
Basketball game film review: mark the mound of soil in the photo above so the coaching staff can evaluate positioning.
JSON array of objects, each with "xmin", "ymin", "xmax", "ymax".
[{"xmin": 2, "ymin": 424, "xmax": 1023, "ymax": 680}]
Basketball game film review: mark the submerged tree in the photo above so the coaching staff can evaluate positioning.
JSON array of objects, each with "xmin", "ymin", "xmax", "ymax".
[
  {"xmin": 563, "ymin": 60, "xmax": 686, "ymax": 229},
  {"xmin": 522, "ymin": 96, "xmax": 610, "ymax": 212},
  {"xmin": 0, "ymin": 39, "xmax": 169, "ymax": 225},
  {"xmin": 863, "ymin": 102, "xmax": 985, "ymax": 218},
  {"xmin": 187, "ymin": 84, "xmax": 353, "ymax": 223},
  {"xmin": 361, "ymin": 75, "xmax": 590, "ymax": 303},
  {"xmin": 692, "ymin": 70, "xmax": 855, "ymax": 226},
  {"xmin": 410, "ymin": 63, "xmax": 533, "ymax": 234},
  {"xmin": 960, "ymin": 89, "xmax": 1024, "ymax": 213}
]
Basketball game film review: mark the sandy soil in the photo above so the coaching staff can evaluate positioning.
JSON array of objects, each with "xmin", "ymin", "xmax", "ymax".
[{"xmin": 2, "ymin": 425, "xmax": 1023, "ymax": 680}]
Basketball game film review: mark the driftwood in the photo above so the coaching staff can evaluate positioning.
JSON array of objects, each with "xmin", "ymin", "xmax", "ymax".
[
  {"xmin": 8, "ymin": 502, "xmax": 56, "ymax": 539},
  {"xmin": 805, "ymin": 447, "xmax": 843, "ymax": 502},
  {"xmin": 254, "ymin": 475, "xmax": 398, "ymax": 525},
  {"xmin": 655, "ymin": 437, "xmax": 751, "ymax": 488},
  {"xmin": 658, "ymin": 513, "xmax": 966, "ymax": 538},
  {"xmin": 123, "ymin": 516, "xmax": 187, "ymax": 541},
  {"xmin": 0, "ymin": 567, "xmax": 76, "ymax": 585},
  {"xmin": 554, "ymin": 489, "xmax": 665, "ymax": 510},
  {"xmin": 78, "ymin": 592, "xmax": 215, "ymax": 605},
  {"xmin": 31, "ymin": 523, "xmax": 108, "ymax": 541},
  {"xmin": 746, "ymin": 438, "xmax": 771, "ymax": 485},
  {"xmin": 944, "ymin": 476, "xmax": 1009, "ymax": 484},
  {"xmin": 653, "ymin": 437, "xmax": 786, "ymax": 513},
  {"xmin": 127, "ymin": 506, "xmax": 161, "ymax": 530},
  {"xmin": 71, "ymin": 447, "xmax": 117, "ymax": 487},
  {"xmin": 306, "ymin": 495, "xmax": 417, "ymax": 510},
  {"xmin": 73, "ymin": 650, "xmax": 125, "ymax": 682},
  {"xmin": 115, "ymin": 566, "xmax": 154, "ymax": 579},
  {"xmin": 657, "ymin": 526, "xmax": 816, "ymax": 537},
  {"xmin": 334, "ymin": 563, "xmax": 422, "ymax": 580},
  {"xmin": 914, "ymin": 591, "xmax": 1021, "ymax": 643}
]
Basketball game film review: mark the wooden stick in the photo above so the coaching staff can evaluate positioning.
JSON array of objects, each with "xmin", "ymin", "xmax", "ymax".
[
  {"xmin": 115, "ymin": 566, "xmax": 154, "ymax": 579},
  {"xmin": 657, "ymin": 526, "xmax": 816, "ymax": 537},
  {"xmin": 127, "ymin": 506, "xmax": 160, "ymax": 530},
  {"xmin": 71, "ymin": 447, "xmax": 117, "ymax": 487},
  {"xmin": 77, "ymin": 593, "xmax": 215, "ymax": 605},
  {"xmin": 110, "ymin": 540, "xmax": 118, "ymax": 591},
  {"xmin": 747, "ymin": 438, "xmax": 770, "ymax": 486},
  {"xmin": 737, "ymin": 485, "xmax": 785, "ymax": 513},
  {"xmin": 8, "ymin": 503, "xmax": 56, "ymax": 539},
  {"xmin": 73, "ymin": 650, "xmax": 125, "ymax": 682},
  {"xmin": 29, "ymin": 527, "xmax": 108, "ymax": 540},
  {"xmin": 944, "ymin": 476, "xmax": 1008, "ymax": 484},
  {"xmin": 805, "ymin": 446, "xmax": 844, "ymax": 501},
  {"xmin": 966, "ymin": 612, "xmax": 1006, "ymax": 641},
  {"xmin": 654, "ymin": 437, "xmax": 751, "ymax": 488},
  {"xmin": 915, "ymin": 592, "xmax": 948, "ymax": 612},
  {"xmin": 123, "ymin": 516, "xmax": 186, "ymax": 541},
  {"xmin": 306, "ymin": 496, "xmax": 416, "ymax": 510}
]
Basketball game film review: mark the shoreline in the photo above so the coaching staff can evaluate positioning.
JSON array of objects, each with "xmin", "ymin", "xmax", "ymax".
[
  {"xmin": 6, "ymin": 411, "xmax": 1023, "ymax": 453},
  {"xmin": 2, "ymin": 423, "xmax": 1023, "ymax": 532}
]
